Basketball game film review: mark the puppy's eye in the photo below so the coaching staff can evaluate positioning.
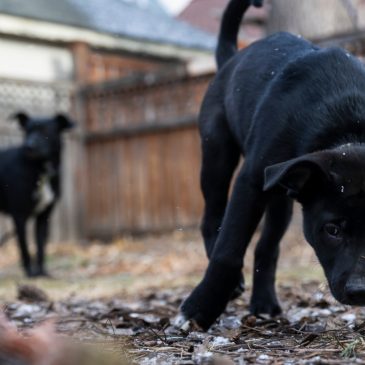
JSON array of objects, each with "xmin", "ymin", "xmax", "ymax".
[{"xmin": 324, "ymin": 223, "xmax": 342, "ymax": 238}]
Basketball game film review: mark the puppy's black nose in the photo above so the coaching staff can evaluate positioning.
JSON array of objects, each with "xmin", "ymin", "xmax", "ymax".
[
  {"xmin": 25, "ymin": 144, "xmax": 34, "ymax": 152},
  {"xmin": 345, "ymin": 284, "xmax": 365, "ymax": 304},
  {"xmin": 24, "ymin": 138, "xmax": 38, "ymax": 152}
]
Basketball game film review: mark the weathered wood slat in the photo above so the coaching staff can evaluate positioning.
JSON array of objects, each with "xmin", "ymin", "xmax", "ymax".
[{"xmin": 84, "ymin": 115, "xmax": 197, "ymax": 142}]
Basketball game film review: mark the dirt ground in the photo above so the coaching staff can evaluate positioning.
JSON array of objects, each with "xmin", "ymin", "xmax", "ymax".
[{"xmin": 1, "ymin": 207, "xmax": 365, "ymax": 364}]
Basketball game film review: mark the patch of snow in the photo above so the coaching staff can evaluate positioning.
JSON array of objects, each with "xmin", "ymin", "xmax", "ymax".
[
  {"xmin": 341, "ymin": 313, "xmax": 356, "ymax": 323},
  {"xmin": 12, "ymin": 304, "xmax": 42, "ymax": 319},
  {"xmin": 257, "ymin": 354, "xmax": 271, "ymax": 363},
  {"xmin": 210, "ymin": 336, "xmax": 232, "ymax": 347}
]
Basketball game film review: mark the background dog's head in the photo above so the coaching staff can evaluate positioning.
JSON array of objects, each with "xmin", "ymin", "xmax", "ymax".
[
  {"xmin": 11, "ymin": 112, "xmax": 75, "ymax": 161},
  {"xmin": 264, "ymin": 145, "xmax": 365, "ymax": 306}
]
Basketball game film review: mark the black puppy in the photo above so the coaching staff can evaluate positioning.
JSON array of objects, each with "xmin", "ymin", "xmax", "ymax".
[
  {"xmin": 0, "ymin": 113, "xmax": 74, "ymax": 277},
  {"xmin": 175, "ymin": 0, "xmax": 365, "ymax": 330}
]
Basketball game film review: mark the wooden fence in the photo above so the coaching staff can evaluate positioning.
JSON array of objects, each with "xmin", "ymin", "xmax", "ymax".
[
  {"xmin": 71, "ymin": 42, "xmax": 183, "ymax": 84},
  {"xmin": 76, "ymin": 72, "xmax": 212, "ymax": 239}
]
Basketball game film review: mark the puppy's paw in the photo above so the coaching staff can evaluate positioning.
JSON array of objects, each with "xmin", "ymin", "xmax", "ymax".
[
  {"xmin": 178, "ymin": 262, "xmax": 242, "ymax": 330},
  {"xmin": 25, "ymin": 269, "xmax": 34, "ymax": 278},
  {"xmin": 25, "ymin": 268, "xmax": 40, "ymax": 278},
  {"xmin": 29, "ymin": 268, "xmax": 52, "ymax": 278},
  {"xmin": 179, "ymin": 285, "xmax": 234, "ymax": 330},
  {"xmin": 180, "ymin": 300, "xmax": 214, "ymax": 331},
  {"xmin": 249, "ymin": 294, "xmax": 282, "ymax": 317},
  {"xmin": 173, "ymin": 314, "xmax": 192, "ymax": 331},
  {"xmin": 178, "ymin": 287, "xmax": 224, "ymax": 330}
]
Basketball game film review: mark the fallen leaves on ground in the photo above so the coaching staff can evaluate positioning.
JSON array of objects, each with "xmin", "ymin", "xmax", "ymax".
[
  {"xmin": 0, "ymin": 213, "xmax": 360, "ymax": 364},
  {"xmin": 2, "ymin": 281, "xmax": 365, "ymax": 364}
]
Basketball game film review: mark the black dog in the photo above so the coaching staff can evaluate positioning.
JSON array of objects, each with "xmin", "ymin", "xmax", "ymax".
[
  {"xmin": 0, "ymin": 113, "xmax": 74, "ymax": 277},
  {"xmin": 175, "ymin": 0, "xmax": 365, "ymax": 330}
]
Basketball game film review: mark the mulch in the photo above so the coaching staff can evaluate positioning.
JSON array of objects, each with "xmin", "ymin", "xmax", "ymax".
[{"xmin": 4, "ymin": 280, "xmax": 365, "ymax": 364}]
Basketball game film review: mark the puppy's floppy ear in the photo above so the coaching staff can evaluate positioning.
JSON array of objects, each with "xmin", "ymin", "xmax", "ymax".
[
  {"xmin": 55, "ymin": 114, "xmax": 75, "ymax": 131},
  {"xmin": 9, "ymin": 112, "xmax": 29, "ymax": 129},
  {"xmin": 264, "ymin": 153, "xmax": 331, "ymax": 198}
]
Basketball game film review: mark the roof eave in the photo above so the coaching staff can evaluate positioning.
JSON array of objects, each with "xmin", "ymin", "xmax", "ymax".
[{"xmin": 0, "ymin": 13, "xmax": 214, "ymax": 60}]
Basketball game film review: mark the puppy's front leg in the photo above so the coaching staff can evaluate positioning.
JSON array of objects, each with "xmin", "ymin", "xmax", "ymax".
[
  {"xmin": 13, "ymin": 217, "xmax": 32, "ymax": 277},
  {"xmin": 250, "ymin": 196, "xmax": 293, "ymax": 316},
  {"xmin": 180, "ymin": 169, "xmax": 267, "ymax": 330},
  {"xmin": 35, "ymin": 206, "xmax": 53, "ymax": 277}
]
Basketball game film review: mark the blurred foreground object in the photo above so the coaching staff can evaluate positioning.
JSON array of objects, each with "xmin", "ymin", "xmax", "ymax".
[{"xmin": 0, "ymin": 315, "xmax": 124, "ymax": 365}]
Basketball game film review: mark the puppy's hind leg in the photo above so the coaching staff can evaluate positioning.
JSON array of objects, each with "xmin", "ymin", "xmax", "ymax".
[
  {"xmin": 200, "ymin": 110, "xmax": 241, "ymax": 294},
  {"xmin": 250, "ymin": 195, "xmax": 293, "ymax": 316}
]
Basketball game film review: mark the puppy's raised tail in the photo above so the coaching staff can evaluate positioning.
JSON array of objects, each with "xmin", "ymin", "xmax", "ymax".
[{"xmin": 216, "ymin": 0, "xmax": 263, "ymax": 69}]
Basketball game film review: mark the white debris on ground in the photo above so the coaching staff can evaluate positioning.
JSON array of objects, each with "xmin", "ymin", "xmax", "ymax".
[{"xmin": 2, "ymin": 282, "xmax": 365, "ymax": 364}]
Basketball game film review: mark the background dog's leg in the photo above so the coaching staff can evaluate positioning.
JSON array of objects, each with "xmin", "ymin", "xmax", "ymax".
[
  {"xmin": 35, "ymin": 206, "xmax": 53, "ymax": 276},
  {"xmin": 13, "ymin": 217, "xmax": 31, "ymax": 277},
  {"xmin": 250, "ymin": 196, "xmax": 293, "ymax": 316},
  {"xmin": 181, "ymin": 167, "xmax": 267, "ymax": 329},
  {"xmin": 200, "ymin": 110, "xmax": 242, "ymax": 296}
]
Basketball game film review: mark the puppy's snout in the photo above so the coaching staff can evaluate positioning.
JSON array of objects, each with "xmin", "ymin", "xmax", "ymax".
[
  {"xmin": 25, "ymin": 138, "xmax": 37, "ymax": 152},
  {"xmin": 344, "ymin": 278, "xmax": 365, "ymax": 304},
  {"xmin": 25, "ymin": 143, "xmax": 35, "ymax": 153},
  {"xmin": 24, "ymin": 136, "xmax": 42, "ymax": 158}
]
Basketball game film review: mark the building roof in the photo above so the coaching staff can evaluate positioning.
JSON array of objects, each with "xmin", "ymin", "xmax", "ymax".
[{"xmin": 0, "ymin": 0, "xmax": 216, "ymax": 51}]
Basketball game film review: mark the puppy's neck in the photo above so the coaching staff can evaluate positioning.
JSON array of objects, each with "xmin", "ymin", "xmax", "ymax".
[
  {"xmin": 42, "ymin": 161, "xmax": 57, "ymax": 179},
  {"xmin": 304, "ymin": 132, "xmax": 365, "ymax": 156},
  {"xmin": 335, "ymin": 142, "xmax": 362, "ymax": 150}
]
